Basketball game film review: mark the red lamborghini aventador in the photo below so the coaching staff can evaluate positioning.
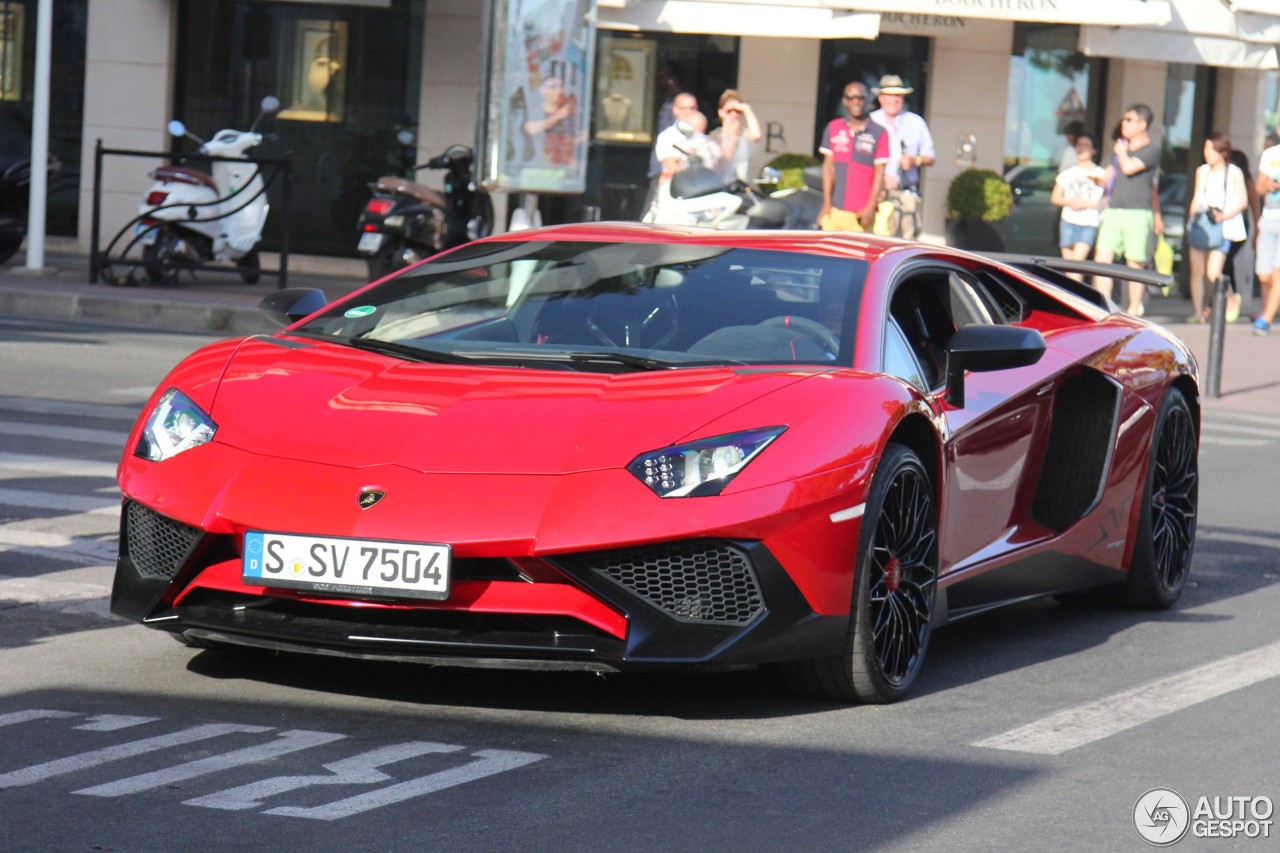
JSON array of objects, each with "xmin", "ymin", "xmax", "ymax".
[{"xmin": 112, "ymin": 224, "xmax": 1199, "ymax": 703}]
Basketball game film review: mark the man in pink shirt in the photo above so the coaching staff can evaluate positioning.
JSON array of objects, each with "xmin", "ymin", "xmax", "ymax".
[{"xmin": 819, "ymin": 81, "xmax": 889, "ymax": 232}]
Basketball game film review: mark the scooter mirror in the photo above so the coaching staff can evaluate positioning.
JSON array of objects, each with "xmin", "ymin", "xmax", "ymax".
[
  {"xmin": 167, "ymin": 120, "xmax": 186, "ymax": 139},
  {"xmin": 260, "ymin": 95, "xmax": 280, "ymax": 113},
  {"xmin": 757, "ymin": 166, "xmax": 782, "ymax": 185}
]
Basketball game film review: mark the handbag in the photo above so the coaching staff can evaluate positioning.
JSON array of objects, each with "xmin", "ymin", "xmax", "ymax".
[{"xmin": 1188, "ymin": 211, "xmax": 1223, "ymax": 251}]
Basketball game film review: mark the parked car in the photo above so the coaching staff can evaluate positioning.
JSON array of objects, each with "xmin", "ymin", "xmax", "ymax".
[
  {"xmin": 111, "ymin": 224, "xmax": 1199, "ymax": 703},
  {"xmin": 1003, "ymin": 163, "xmax": 1062, "ymax": 257}
]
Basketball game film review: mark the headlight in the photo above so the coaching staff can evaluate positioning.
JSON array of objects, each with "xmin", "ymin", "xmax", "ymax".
[
  {"xmin": 135, "ymin": 388, "xmax": 217, "ymax": 462},
  {"xmin": 627, "ymin": 427, "xmax": 786, "ymax": 498}
]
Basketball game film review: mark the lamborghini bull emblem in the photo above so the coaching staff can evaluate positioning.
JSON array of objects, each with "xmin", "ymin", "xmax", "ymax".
[{"xmin": 358, "ymin": 489, "xmax": 386, "ymax": 510}]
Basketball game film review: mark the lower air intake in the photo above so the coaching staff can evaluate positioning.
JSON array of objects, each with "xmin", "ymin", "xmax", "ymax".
[
  {"xmin": 586, "ymin": 541, "xmax": 764, "ymax": 625},
  {"xmin": 125, "ymin": 501, "xmax": 202, "ymax": 580}
]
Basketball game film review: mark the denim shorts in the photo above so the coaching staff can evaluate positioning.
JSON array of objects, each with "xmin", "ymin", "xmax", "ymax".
[{"xmin": 1059, "ymin": 220, "xmax": 1098, "ymax": 249}]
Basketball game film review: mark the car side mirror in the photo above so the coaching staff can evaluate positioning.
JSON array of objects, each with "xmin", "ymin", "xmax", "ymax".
[
  {"xmin": 944, "ymin": 324, "xmax": 1046, "ymax": 408},
  {"xmin": 259, "ymin": 288, "xmax": 328, "ymax": 327}
]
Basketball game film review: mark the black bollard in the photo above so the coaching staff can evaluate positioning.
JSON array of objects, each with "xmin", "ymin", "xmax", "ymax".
[{"xmin": 1205, "ymin": 274, "xmax": 1229, "ymax": 398}]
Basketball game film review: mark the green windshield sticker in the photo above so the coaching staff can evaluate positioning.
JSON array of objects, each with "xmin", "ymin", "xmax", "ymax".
[{"xmin": 344, "ymin": 305, "xmax": 377, "ymax": 318}]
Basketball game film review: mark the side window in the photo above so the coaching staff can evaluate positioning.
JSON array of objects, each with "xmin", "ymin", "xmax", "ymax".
[{"xmin": 883, "ymin": 319, "xmax": 928, "ymax": 391}]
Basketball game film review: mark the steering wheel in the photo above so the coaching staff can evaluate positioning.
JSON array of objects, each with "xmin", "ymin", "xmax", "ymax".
[{"xmin": 758, "ymin": 315, "xmax": 840, "ymax": 357}]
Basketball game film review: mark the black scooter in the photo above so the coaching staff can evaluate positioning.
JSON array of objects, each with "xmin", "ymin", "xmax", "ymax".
[{"xmin": 356, "ymin": 143, "xmax": 494, "ymax": 281}]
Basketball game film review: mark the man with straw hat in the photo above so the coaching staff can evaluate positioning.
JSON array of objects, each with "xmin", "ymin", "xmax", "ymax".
[{"xmin": 871, "ymin": 74, "xmax": 935, "ymax": 239}]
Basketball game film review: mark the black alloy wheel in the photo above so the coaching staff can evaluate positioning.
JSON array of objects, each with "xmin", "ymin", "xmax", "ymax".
[
  {"xmin": 782, "ymin": 443, "xmax": 938, "ymax": 703},
  {"xmin": 1126, "ymin": 388, "xmax": 1198, "ymax": 609}
]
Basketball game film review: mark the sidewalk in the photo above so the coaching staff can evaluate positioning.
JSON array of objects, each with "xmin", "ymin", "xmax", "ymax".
[{"xmin": 2, "ymin": 250, "xmax": 1278, "ymax": 414}]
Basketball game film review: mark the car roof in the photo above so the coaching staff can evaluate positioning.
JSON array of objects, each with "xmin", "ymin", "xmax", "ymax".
[{"xmin": 480, "ymin": 221, "xmax": 911, "ymax": 264}]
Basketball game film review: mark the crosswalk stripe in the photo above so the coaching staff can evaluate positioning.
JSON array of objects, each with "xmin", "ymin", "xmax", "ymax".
[
  {"xmin": 0, "ymin": 487, "xmax": 119, "ymax": 515},
  {"xmin": 0, "ymin": 422, "xmax": 128, "ymax": 447},
  {"xmin": 1203, "ymin": 410, "xmax": 1280, "ymax": 428},
  {"xmin": 0, "ymin": 453, "xmax": 118, "ymax": 479},
  {"xmin": 0, "ymin": 397, "xmax": 141, "ymax": 421},
  {"xmin": 1200, "ymin": 436, "xmax": 1270, "ymax": 447},
  {"xmin": 0, "ymin": 529, "xmax": 118, "ymax": 566},
  {"xmin": 971, "ymin": 639, "xmax": 1280, "ymax": 755},
  {"xmin": 1200, "ymin": 422, "xmax": 1280, "ymax": 438}
]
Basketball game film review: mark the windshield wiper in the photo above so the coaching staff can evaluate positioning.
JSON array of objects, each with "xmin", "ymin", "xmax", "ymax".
[
  {"xmin": 339, "ymin": 337, "xmax": 472, "ymax": 364},
  {"xmin": 565, "ymin": 351, "xmax": 674, "ymax": 370}
]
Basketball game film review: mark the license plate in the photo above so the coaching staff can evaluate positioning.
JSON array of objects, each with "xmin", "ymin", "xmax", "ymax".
[
  {"xmin": 357, "ymin": 232, "xmax": 383, "ymax": 253},
  {"xmin": 243, "ymin": 531, "xmax": 450, "ymax": 600},
  {"xmin": 135, "ymin": 223, "xmax": 158, "ymax": 245}
]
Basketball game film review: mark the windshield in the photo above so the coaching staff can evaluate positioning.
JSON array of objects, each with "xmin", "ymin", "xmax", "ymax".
[{"xmin": 294, "ymin": 240, "xmax": 868, "ymax": 370}]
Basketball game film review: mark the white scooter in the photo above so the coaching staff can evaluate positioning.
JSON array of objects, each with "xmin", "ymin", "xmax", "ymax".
[
  {"xmin": 643, "ymin": 160, "xmax": 788, "ymax": 230},
  {"xmin": 136, "ymin": 95, "xmax": 279, "ymax": 284}
]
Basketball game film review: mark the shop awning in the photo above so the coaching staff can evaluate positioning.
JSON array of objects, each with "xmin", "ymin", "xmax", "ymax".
[
  {"xmin": 1081, "ymin": 0, "xmax": 1280, "ymax": 68},
  {"xmin": 598, "ymin": 1, "xmax": 881, "ymax": 38},
  {"xmin": 839, "ymin": 0, "xmax": 1173, "ymax": 27},
  {"xmin": 1081, "ymin": 27, "xmax": 1279, "ymax": 69}
]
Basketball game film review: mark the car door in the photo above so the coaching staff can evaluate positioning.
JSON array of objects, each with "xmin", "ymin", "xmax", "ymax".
[{"xmin": 885, "ymin": 266, "xmax": 1073, "ymax": 578}]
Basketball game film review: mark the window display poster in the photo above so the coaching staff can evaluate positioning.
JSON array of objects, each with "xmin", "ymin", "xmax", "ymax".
[
  {"xmin": 1, "ymin": 3, "xmax": 23, "ymax": 102},
  {"xmin": 278, "ymin": 19, "xmax": 347, "ymax": 123},
  {"xmin": 487, "ymin": 0, "xmax": 596, "ymax": 194}
]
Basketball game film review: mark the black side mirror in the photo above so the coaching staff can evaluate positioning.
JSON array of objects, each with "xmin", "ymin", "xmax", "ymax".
[
  {"xmin": 259, "ymin": 288, "xmax": 328, "ymax": 327},
  {"xmin": 945, "ymin": 324, "xmax": 1046, "ymax": 407}
]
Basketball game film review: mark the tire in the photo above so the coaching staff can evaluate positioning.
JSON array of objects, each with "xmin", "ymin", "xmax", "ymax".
[
  {"xmin": 366, "ymin": 237, "xmax": 404, "ymax": 281},
  {"xmin": 783, "ymin": 443, "xmax": 938, "ymax": 703},
  {"xmin": 142, "ymin": 231, "xmax": 181, "ymax": 285},
  {"xmin": 0, "ymin": 214, "xmax": 24, "ymax": 265},
  {"xmin": 1124, "ymin": 387, "xmax": 1198, "ymax": 609},
  {"xmin": 236, "ymin": 249, "xmax": 261, "ymax": 284}
]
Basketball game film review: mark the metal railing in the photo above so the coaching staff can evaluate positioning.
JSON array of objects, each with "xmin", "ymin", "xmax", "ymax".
[{"xmin": 89, "ymin": 139, "xmax": 293, "ymax": 289}]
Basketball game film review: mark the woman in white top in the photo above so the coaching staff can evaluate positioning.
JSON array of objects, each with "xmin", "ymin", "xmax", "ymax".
[
  {"xmin": 1187, "ymin": 133, "xmax": 1249, "ymax": 322},
  {"xmin": 1051, "ymin": 132, "xmax": 1106, "ymax": 272}
]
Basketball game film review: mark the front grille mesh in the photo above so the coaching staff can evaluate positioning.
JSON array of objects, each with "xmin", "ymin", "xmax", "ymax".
[
  {"xmin": 589, "ymin": 542, "xmax": 764, "ymax": 625},
  {"xmin": 125, "ymin": 501, "xmax": 203, "ymax": 580}
]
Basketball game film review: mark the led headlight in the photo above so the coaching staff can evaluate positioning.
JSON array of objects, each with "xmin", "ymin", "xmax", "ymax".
[
  {"xmin": 135, "ymin": 388, "xmax": 217, "ymax": 462},
  {"xmin": 627, "ymin": 427, "xmax": 786, "ymax": 498}
]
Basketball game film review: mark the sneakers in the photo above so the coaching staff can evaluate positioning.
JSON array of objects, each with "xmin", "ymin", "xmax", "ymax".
[
  {"xmin": 1225, "ymin": 292, "xmax": 1242, "ymax": 324},
  {"xmin": 1254, "ymin": 317, "xmax": 1272, "ymax": 336}
]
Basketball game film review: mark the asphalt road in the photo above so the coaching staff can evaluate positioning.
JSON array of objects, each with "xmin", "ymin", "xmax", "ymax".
[{"xmin": 1, "ymin": 315, "xmax": 1278, "ymax": 852}]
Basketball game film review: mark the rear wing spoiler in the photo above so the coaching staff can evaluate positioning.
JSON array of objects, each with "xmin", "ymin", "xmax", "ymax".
[{"xmin": 986, "ymin": 254, "xmax": 1173, "ymax": 312}]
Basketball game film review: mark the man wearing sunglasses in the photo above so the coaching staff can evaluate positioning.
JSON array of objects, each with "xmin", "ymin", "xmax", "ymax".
[{"xmin": 819, "ymin": 81, "xmax": 889, "ymax": 233}]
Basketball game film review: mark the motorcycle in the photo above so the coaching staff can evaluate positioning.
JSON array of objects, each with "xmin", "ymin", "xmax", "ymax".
[
  {"xmin": 132, "ymin": 95, "xmax": 280, "ymax": 284},
  {"xmin": 0, "ymin": 154, "xmax": 61, "ymax": 265},
  {"xmin": 643, "ymin": 160, "xmax": 790, "ymax": 230},
  {"xmin": 357, "ymin": 142, "xmax": 494, "ymax": 280}
]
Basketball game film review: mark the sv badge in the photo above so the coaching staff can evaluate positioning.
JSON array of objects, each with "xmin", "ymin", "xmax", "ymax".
[{"xmin": 358, "ymin": 489, "xmax": 386, "ymax": 510}]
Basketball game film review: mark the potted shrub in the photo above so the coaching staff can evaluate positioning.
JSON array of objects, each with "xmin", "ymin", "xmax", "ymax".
[{"xmin": 945, "ymin": 168, "xmax": 1013, "ymax": 251}]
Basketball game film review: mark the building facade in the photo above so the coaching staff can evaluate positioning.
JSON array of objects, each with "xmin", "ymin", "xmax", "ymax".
[{"xmin": 1, "ymin": 0, "xmax": 1277, "ymax": 259}]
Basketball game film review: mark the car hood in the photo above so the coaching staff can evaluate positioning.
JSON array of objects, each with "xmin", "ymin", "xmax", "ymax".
[{"xmin": 207, "ymin": 337, "xmax": 822, "ymax": 474}]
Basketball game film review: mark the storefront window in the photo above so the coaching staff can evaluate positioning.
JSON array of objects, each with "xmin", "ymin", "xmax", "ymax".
[
  {"xmin": 0, "ymin": 0, "xmax": 87, "ymax": 238},
  {"xmin": 816, "ymin": 35, "xmax": 929, "ymax": 151},
  {"xmin": 536, "ymin": 31, "xmax": 738, "ymax": 226},
  {"xmin": 174, "ymin": 0, "xmax": 423, "ymax": 256},
  {"xmin": 1004, "ymin": 25, "xmax": 1102, "ymax": 173}
]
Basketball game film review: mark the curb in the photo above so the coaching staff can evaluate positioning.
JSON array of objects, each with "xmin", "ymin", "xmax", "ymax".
[{"xmin": 0, "ymin": 284, "xmax": 271, "ymax": 335}]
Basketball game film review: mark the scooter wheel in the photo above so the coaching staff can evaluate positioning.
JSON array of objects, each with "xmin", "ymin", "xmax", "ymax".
[
  {"xmin": 237, "ymin": 249, "xmax": 261, "ymax": 284},
  {"xmin": 142, "ymin": 239, "xmax": 178, "ymax": 285}
]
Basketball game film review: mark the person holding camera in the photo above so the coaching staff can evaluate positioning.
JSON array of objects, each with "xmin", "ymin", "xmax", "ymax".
[
  {"xmin": 710, "ymin": 89, "xmax": 762, "ymax": 184},
  {"xmin": 1186, "ymin": 133, "xmax": 1248, "ymax": 323}
]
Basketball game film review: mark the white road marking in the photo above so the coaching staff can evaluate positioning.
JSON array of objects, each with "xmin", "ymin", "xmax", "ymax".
[
  {"xmin": 0, "ymin": 710, "xmax": 79, "ymax": 728},
  {"xmin": 0, "ymin": 530, "xmax": 117, "ymax": 566},
  {"xmin": 1198, "ymin": 531, "xmax": 1280, "ymax": 550},
  {"xmin": 0, "ymin": 452, "xmax": 118, "ymax": 479},
  {"xmin": 76, "ymin": 730, "xmax": 347, "ymax": 797},
  {"xmin": 75, "ymin": 716, "xmax": 159, "ymax": 732},
  {"xmin": 0, "ymin": 421, "xmax": 127, "ymax": 447},
  {"xmin": 972, "ymin": 639, "xmax": 1280, "ymax": 755},
  {"xmin": 1200, "ymin": 436, "xmax": 1270, "ymax": 447},
  {"xmin": 1199, "ymin": 422, "xmax": 1280, "ymax": 438},
  {"xmin": 0, "ymin": 723, "xmax": 272, "ymax": 788},
  {"xmin": 0, "ymin": 397, "xmax": 140, "ymax": 420},
  {"xmin": 0, "ymin": 486, "xmax": 119, "ymax": 515},
  {"xmin": 186, "ymin": 742, "xmax": 464, "ymax": 811},
  {"xmin": 264, "ymin": 749, "xmax": 549, "ymax": 821}
]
